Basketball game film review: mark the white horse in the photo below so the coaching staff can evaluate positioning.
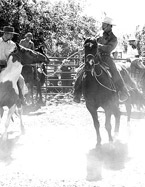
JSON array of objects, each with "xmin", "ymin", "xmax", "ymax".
[{"xmin": 0, "ymin": 43, "xmax": 48, "ymax": 140}]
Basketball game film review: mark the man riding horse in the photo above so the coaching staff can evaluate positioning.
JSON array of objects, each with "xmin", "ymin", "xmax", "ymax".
[
  {"xmin": 73, "ymin": 17, "xmax": 129, "ymax": 103},
  {"xmin": 0, "ymin": 26, "xmax": 27, "ymax": 105},
  {"xmin": 126, "ymin": 36, "xmax": 145, "ymax": 86}
]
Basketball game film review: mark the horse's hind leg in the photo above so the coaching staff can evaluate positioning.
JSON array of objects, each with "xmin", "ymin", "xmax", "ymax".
[
  {"xmin": 30, "ymin": 84, "xmax": 34, "ymax": 105},
  {"xmin": 86, "ymin": 103, "xmax": 101, "ymax": 145},
  {"xmin": 111, "ymin": 104, "xmax": 121, "ymax": 138}
]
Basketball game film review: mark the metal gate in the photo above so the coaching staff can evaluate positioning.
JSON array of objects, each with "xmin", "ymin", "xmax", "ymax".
[{"xmin": 41, "ymin": 57, "xmax": 80, "ymax": 100}]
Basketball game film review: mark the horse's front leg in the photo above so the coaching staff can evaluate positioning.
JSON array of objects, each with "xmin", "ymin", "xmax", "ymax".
[
  {"xmin": 16, "ymin": 106, "xmax": 25, "ymax": 134},
  {"xmin": 113, "ymin": 105, "xmax": 121, "ymax": 133},
  {"xmin": 104, "ymin": 110, "xmax": 113, "ymax": 142},
  {"xmin": 125, "ymin": 101, "xmax": 131, "ymax": 125},
  {"xmin": 2, "ymin": 104, "xmax": 16, "ymax": 141},
  {"xmin": 31, "ymin": 84, "xmax": 34, "ymax": 105},
  {"xmin": 86, "ymin": 103, "xmax": 101, "ymax": 145},
  {"xmin": 0, "ymin": 107, "xmax": 4, "ymax": 124}
]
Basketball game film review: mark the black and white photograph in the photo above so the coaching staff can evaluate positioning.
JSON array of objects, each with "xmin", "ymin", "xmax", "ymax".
[{"xmin": 0, "ymin": 0, "xmax": 145, "ymax": 186}]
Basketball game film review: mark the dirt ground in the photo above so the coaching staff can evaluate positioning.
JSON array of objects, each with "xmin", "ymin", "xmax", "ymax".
[{"xmin": 0, "ymin": 99, "xmax": 145, "ymax": 187}]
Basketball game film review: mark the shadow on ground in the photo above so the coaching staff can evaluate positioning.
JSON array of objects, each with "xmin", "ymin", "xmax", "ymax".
[
  {"xmin": 22, "ymin": 104, "xmax": 46, "ymax": 116},
  {"xmin": 86, "ymin": 140, "xmax": 129, "ymax": 181},
  {"xmin": 98, "ymin": 109, "xmax": 145, "ymax": 120},
  {"xmin": 0, "ymin": 134, "xmax": 21, "ymax": 165},
  {"xmin": 121, "ymin": 110, "xmax": 145, "ymax": 119}
]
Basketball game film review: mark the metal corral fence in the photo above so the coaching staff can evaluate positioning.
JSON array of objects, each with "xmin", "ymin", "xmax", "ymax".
[
  {"xmin": 40, "ymin": 57, "xmax": 128, "ymax": 101},
  {"xmin": 41, "ymin": 57, "xmax": 81, "ymax": 100}
]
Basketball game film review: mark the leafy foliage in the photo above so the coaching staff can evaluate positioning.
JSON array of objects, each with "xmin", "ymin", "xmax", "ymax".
[{"xmin": 0, "ymin": 0, "xmax": 99, "ymax": 57}]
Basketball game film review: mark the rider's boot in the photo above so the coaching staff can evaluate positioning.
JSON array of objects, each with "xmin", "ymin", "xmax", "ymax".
[{"xmin": 118, "ymin": 86, "xmax": 130, "ymax": 102}]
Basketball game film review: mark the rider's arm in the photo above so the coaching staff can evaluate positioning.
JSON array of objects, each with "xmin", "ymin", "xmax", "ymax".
[
  {"xmin": 97, "ymin": 33, "xmax": 118, "ymax": 53},
  {"xmin": 31, "ymin": 42, "xmax": 35, "ymax": 50},
  {"xmin": 98, "ymin": 37, "xmax": 118, "ymax": 53}
]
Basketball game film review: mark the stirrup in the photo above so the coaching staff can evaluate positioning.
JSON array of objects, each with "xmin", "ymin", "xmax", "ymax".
[{"xmin": 118, "ymin": 91, "xmax": 128, "ymax": 102}]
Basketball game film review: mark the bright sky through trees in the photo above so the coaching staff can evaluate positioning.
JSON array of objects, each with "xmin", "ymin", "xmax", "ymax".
[
  {"xmin": 83, "ymin": 0, "xmax": 145, "ymax": 35},
  {"xmin": 36, "ymin": 0, "xmax": 145, "ymax": 36}
]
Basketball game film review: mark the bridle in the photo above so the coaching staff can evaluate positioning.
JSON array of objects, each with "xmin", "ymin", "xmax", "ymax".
[{"xmin": 85, "ymin": 42, "xmax": 103, "ymax": 77}]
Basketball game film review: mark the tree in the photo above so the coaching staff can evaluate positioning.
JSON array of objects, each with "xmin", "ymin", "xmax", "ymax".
[{"xmin": 0, "ymin": 0, "xmax": 100, "ymax": 56}]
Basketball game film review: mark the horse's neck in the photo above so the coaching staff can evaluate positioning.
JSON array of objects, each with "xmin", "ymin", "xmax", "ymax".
[
  {"xmin": 84, "ymin": 71, "xmax": 95, "ymax": 81},
  {"xmin": 0, "ymin": 56, "xmax": 22, "ymax": 83}
]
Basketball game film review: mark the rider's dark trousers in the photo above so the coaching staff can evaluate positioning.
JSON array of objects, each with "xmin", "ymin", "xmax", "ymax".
[{"xmin": 102, "ymin": 55, "xmax": 127, "ymax": 92}]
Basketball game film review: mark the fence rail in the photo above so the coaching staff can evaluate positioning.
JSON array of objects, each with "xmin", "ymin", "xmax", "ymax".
[
  {"xmin": 39, "ymin": 57, "xmax": 128, "ymax": 100},
  {"xmin": 39, "ymin": 57, "xmax": 80, "ymax": 99}
]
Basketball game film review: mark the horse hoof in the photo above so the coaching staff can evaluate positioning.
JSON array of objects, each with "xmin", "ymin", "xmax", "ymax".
[
  {"xmin": 21, "ymin": 127, "xmax": 25, "ymax": 135},
  {"xmin": 114, "ymin": 132, "xmax": 119, "ymax": 140},
  {"xmin": 96, "ymin": 142, "xmax": 101, "ymax": 148},
  {"xmin": 1, "ymin": 134, "xmax": 8, "ymax": 141},
  {"xmin": 22, "ymin": 130, "xmax": 25, "ymax": 135}
]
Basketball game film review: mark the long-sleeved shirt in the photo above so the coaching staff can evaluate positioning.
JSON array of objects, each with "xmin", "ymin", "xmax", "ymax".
[
  {"xmin": 19, "ymin": 38, "xmax": 34, "ymax": 50},
  {"xmin": 97, "ymin": 30, "xmax": 118, "ymax": 54},
  {"xmin": 124, "ymin": 45, "xmax": 139, "ymax": 61},
  {"xmin": 0, "ymin": 37, "xmax": 16, "ymax": 62}
]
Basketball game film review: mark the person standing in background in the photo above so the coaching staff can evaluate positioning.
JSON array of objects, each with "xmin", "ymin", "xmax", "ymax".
[{"xmin": 19, "ymin": 32, "xmax": 35, "ymax": 50}]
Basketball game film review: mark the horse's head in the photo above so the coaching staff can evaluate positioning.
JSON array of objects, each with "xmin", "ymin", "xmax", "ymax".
[
  {"xmin": 35, "ymin": 45, "xmax": 50, "ymax": 64},
  {"xmin": 10, "ymin": 43, "xmax": 49, "ymax": 65},
  {"xmin": 84, "ymin": 37, "xmax": 98, "ymax": 69}
]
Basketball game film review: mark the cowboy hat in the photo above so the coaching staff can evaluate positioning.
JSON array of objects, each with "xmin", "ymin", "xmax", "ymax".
[
  {"xmin": 128, "ymin": 35, "xmax": 136, "ymax": 41},
  {"xmin": 102, "ymin": 17, "xmax": 116, "ymax": 26},
  {"xmin": 25, "ymin": 32, "xmax": 33, "ymax": 38},
  {"xmin": 0, "ymin": 26, "xmax": 19, "ymax": 34}
]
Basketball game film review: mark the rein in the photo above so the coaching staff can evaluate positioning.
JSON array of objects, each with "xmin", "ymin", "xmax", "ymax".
[
  {"xmin": 85, "ymin": 52, "xmax": 116, "ymax": 92},
  {"xmin": 40, "ymin": 48, "xmax": 83, "ymax": 77}
]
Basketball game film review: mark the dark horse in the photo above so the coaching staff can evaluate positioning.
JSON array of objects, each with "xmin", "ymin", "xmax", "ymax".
[
  {"xmin": 22, "ymin": 46, "xmax": 49, "ymax": 104},
  {"xmin": 82, "ymin": 38, "xmax": 122, "ymax": 145},
  {"xmin": 82, "ymin": 38, "xmax": 145, "ymax": 145}
]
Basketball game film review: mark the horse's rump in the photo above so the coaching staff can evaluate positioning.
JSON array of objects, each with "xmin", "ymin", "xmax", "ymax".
[{"xmin": 116, "ymin": 62, "xmax": 137, "ymax": 90}]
